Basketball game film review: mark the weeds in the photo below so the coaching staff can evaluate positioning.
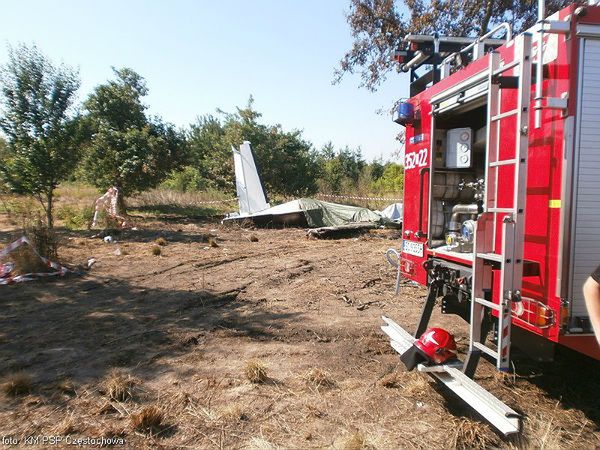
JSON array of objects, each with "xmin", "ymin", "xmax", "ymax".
[
  {"xmin": 219, "ymin": 404, "xmax": 248, "ymax": 422},
  {"xmin": 244, "ymin": 360, "xmax": 268, "ymax": 384},
  {"xmin": 130, "ymin": 405, "xmax": 165, "ymax": 434},
  {"xmin": 55, "ymin": 205, "xmax": 94, "ymax": 230},
  {"xmin": 102, "ymin": 371, "xmax": 136, "ymax": 402},
  {"xmin": 302, "ymin": 368, "xmax": 335, "ymax": 389},
  {"xmin": 2, "ymin": 372, "xmax": 32, "ymax": 396}
]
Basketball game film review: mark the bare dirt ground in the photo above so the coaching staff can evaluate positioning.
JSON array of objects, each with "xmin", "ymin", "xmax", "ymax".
[{"xmin": 1, "ymin": 214, "xmax": 599, "ymax": 449}]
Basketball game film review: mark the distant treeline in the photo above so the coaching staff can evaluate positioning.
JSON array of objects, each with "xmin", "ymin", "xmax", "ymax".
[
  {"xmin": 165, "ymin": 97, "xmax": 404, "ymax": 199},
  {"xmin": 0, "ymin": 44, "xmax": 403, "ymax": 227}
]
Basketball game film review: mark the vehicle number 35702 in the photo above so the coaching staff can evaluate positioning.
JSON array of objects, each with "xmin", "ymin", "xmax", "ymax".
[{"xmin": 404, "ymin": 148, "xmax": 428, "ymax": 169}]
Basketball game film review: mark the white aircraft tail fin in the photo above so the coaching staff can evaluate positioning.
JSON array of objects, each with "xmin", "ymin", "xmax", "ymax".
[{"xmin": 232, "ymin": 141, "xmax": 270, "ymax": 215}]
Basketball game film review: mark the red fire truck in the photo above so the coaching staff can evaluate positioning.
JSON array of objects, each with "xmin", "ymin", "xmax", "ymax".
[{"xmin": 381, "ymin": 1, "xmax": 600, "ymax": 435}]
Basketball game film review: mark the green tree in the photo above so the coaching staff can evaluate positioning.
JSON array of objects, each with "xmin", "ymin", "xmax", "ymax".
[
  {"xmin": 187, "ymin": 97, "xmax": 320, "ymax": 197},
  {"xmin": 82, "ymin": 68, "xmax": 187, "ymax": 207},
  {"xmin": 371, "ymin": 162, "xmax": 404, "ymax": 194},
  {"xmin": 0, "ymin": 44, "xmax": 81, "ymax": 228},
  {"xmin": 335, "ymin": 0, "xmax": 574, "ymax": 90},
  {"xmin": 369, "ymin": 157, "xmax": 385, "ymax": 180},
  {"xmin": 317, "ymin": 144, "xmax": 365, "ymax": 194},
  {"xmin": 187, "ymin": 114, "xmax": 230, "ymax": 191}
]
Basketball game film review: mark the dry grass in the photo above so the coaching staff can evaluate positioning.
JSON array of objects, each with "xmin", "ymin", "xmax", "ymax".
[
  {"xmin": 130, "ymin": 405, "xmax": 165, "ymax": 435},
  {"xmin": 154, "ymin": 237, "xmax": 167, "ymax": 246},
  {"xmin": 27, "ymin": 221, "xmax": 59, "ymax": 260},
  {"xmin": 400, "ymin": 371, "xmax": 430, "ymax": 396},
  {"xmin": 208, "ymin": 236, "xmax": 219, "ymax": 248},
  {"xmin": 133, "ymin": 189, "xmax": 233, "ymax": 208},
  {"xmin": 2, "ymin": 372, "xmax": 32, "ymax": 396},
  {"xmin": 219, "ymin": 403, "xmax": 248, "ymax": 422},
  {"xmin": 512, "ymin": 413, "xmax": 568, "ymax": 450},
  {"xmin": 302, "ymin": 368, "xmax": 335, "ymax": 389},
  {"xmin": 151, "ymin": 245, "xmax": 162, "ymax": 256},
  {"xmin": 378, "ymin": 372, "xmax": 401, "ymax": 388},
  {"xmin": 55, "ymin": 379, "xmax": 76, "ymax": 396},
  {"xmin": 52, "ymin": 416, "xmax": 77, "ymax": 436},
  {"xmin": 244, "ymin": 359, "xmax": 268, "ymax": 384},
  {"xmin": 102, "ymin": 370, "xmax": 136, "ymax": 402},
  {"xmin": 244, "ymin": 437, "xmax": 278, "ymax": 450},
  {"xmin": 249, "ymin": 234, "xmax": 259, "ymax": 242},
  {"xmin": 450, "ymin": 418, "xmax": 498, "ymax": 449},
  {"xmin": 342, "ymin": 432, "xmax": 366, "ymax": 450},
  {"xmin": 8, "ymin": 245, "xmax": 48, "ymax": 275}
]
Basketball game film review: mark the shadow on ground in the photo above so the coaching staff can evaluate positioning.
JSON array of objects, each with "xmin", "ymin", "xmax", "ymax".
[{"xmin": 0, "ymin": 273, "xmax": 302, "ymax": 388}]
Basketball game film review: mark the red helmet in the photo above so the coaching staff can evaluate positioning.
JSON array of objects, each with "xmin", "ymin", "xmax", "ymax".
[{"xmin": 414, "ymin": 328, "xmax": 457, "ymax": 364}]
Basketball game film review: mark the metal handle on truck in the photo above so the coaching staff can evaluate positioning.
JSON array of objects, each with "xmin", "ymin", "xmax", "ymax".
[{"xmin": 417, "ymin": 167, "xmax": 430, "ymax": 238}]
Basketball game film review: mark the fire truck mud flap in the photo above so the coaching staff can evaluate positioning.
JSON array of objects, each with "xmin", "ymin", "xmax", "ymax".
[{"xmin": 381, "ymin": 316, "xmax": 521, "ymax": 436}]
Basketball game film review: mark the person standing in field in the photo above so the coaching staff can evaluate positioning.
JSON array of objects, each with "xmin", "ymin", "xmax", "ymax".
[{"xmin": 583, "ymin": 266, "xmax": 600, "ymax": 346}]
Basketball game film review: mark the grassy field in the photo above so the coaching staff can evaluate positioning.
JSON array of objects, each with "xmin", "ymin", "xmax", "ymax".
[{"xmin": 0, "ymin": 187, "xmax": 599, "ymax": 449}]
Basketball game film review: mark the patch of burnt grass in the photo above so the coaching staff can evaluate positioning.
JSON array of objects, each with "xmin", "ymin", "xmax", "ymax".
[
  {"xmin": 102, "ymin": 370, "xmax": 136, "ymax": 402},
  {"xmin": 244, "ymin": 360, "xmax": 268, "ymax": 384},
  {"xmin": 302, "ymin": 368, "xmax": 335, "ymax": 389},
  {"xmin": 130, "ymin": 405, "xmax": 165, "ymax": 435},
  {"xmin": 2, "ymin": 372, "xmax": 32, "ymax": 396}
]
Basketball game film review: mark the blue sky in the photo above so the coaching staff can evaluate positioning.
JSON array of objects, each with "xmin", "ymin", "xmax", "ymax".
[{"xmin": 0, "ymin": 1, "xmax": 410, "ymax": 161}]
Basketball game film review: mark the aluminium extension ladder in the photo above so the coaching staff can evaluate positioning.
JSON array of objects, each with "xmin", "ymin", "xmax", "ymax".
[{"xmin": 465, "ymin": 33, "xmax": 533, "ymax": 375}]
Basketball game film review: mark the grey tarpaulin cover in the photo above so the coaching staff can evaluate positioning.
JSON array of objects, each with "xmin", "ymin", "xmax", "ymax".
[
  {"xmin": 378, "ymin": 202, "xmax": 403, "ymax": 223},
  {"xmin": 298, "ymin": 198, "xmax": 384, "ymax": 227}
]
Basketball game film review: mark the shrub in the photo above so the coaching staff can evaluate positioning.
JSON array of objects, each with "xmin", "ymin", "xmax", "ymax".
[
  {"xmin": 55, "ymin": 205, "xmax": 94, "ymax": 230},
  {"xmin": 162, "ymin": 166, "xmax": 206, "ymax": 192}
]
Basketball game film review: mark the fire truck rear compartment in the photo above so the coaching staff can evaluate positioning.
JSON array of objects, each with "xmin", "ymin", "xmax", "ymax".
[{"xmin": 429, "ymin": 103, "xmax": 487, "ymax": 258}]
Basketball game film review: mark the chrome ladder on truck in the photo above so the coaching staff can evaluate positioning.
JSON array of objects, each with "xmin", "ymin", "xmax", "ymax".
[{"xmin": 464, "ymin": 33, "xmax": 533, "ymax": 376}]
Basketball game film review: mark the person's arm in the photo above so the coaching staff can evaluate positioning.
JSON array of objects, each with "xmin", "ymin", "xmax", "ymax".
[{"xmin": 583, "ymin": 274, "xmax": 600, "ymax": 347}]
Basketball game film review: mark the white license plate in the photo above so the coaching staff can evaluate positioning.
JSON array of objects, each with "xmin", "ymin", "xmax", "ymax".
[{"xmin": 402, "ymin": 240, "xmax": 424, "ymax": 257}]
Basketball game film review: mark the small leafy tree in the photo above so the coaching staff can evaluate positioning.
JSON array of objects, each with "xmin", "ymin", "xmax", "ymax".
[
  {"xmin": 82, "ymin": 68, "xmax": 187, "ymax": 209},
  {"xmin": 0, "ymin": 44, "xmax": 81, "ymax": 228}
]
